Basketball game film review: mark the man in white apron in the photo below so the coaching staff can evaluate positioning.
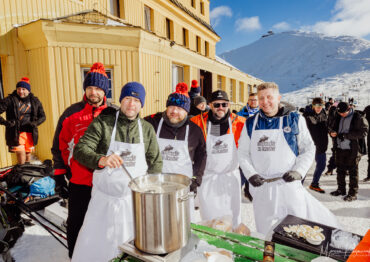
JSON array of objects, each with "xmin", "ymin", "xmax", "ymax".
[
  {"xmin": 238, "ymin": 82, "xmax": 339, "ymax": 237},
  {"xmin": 145, "ymin": 83, "xmax": 207, "ymax": 221},
  {"xmin": 72, "ymin": 82, "xmax": 162, "ymax": 262},
  {"xmin": 191, "ymin": 90, "xmax": 246, "ymax": 227}
]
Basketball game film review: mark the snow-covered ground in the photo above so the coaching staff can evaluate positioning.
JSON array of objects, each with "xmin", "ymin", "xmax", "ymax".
[{"xmin": 8, "ymin": 143, "xmax": 370, "ymax": 262}]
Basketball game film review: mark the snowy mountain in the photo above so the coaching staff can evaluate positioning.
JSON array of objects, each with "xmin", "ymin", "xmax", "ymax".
[{"xmin": 219, "ymin": 31, "xmax": 370, "ymax": 104}]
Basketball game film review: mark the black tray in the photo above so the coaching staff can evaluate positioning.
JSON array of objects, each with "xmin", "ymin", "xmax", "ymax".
[{"xmin": 272, "ymin": 215, "xmax": 363, "ymax": 261}]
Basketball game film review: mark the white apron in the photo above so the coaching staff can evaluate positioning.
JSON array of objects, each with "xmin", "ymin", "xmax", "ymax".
[
  {"xmin": 198, "ymin": 118, "xmax": 241, "ymax": 227},
  {"xmin": 72, "ymin": 112, "xmax": 148, "ymax": 262},
  {"xmin": 156, "ymin": 118, "xmax": 196, "ymax": 221},
  {"xmin": 250, "ymin": 114, "xmax": 339, "ymax": 236}
]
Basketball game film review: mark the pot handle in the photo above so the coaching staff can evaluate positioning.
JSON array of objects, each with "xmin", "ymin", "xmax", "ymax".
[{"xmin": 178, "ymin": 192, "xmax": 195, "ymax": 202}]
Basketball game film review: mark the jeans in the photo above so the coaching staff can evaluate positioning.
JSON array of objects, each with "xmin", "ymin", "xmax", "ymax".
[{"xmin": 312, "ymin": 153, "xmax": 326, "ymax": 186}]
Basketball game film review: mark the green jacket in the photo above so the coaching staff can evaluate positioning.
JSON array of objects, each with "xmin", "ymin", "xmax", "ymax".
[{"xmin": 73, "ymin": 108, "xmax": 162, "ymax": 174}]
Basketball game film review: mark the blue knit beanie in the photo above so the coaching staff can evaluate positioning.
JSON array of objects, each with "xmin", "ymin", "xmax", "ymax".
[
  {"xmin": 83, "ymin": 62, "xmax": 109, "ymax": 94},
  {"xmin": 119, "ymin": 82, "xmax": 146, "ymax": 107},
  {"xmin": 16, "ymin": 77, "xmax": 31, "ymax": 92},
  {"xmin": 167, "ymin": 83, "xmax": 191, "ymax": 112}
]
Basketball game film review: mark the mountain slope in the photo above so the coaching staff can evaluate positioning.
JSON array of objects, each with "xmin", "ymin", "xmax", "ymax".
[{"xmin": 219, "ymin": 31, "xmax": 370, "ymax": 93}]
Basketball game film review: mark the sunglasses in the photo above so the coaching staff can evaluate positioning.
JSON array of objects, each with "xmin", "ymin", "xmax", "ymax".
[
  {"xmin": 312, "ymin": 104, "xmax": 324, "ymax": 107},
  {"xmin": 213, "ymin": 102, "xmax": 229, "ymax": 108},
  {"xmin": 169, "ymin": 97, "xmax": 185, "ymax": 105}
]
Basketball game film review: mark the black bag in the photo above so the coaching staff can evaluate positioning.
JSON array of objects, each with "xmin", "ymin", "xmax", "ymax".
[{"xmin": 5, "ymin": 160, "xmax": 53, "ymax": 188}]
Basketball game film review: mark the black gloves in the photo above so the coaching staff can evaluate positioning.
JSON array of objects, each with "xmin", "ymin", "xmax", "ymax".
[
  {"xmin": 54, "ymin": 174, "xmax": 69, "ymax": 199},
  {"xmin": 5, "ymin": 120, "xmax": 15, "ymax": 128},
  {"xmin": 282, "ymin": 171, "xmax": 302, "ymax": 182},
  {"xmin": 338, "ymin": 133, "xmax": 346, "ymax": 141},
  {"xmin": 248, "ymin": 174, "xmax": 264, "ymax": 187}
]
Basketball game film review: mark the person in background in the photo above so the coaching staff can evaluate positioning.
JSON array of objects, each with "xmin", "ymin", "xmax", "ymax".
[
  {"xmin": 145, "ymin": 83, "xmax": 206, "ymax": 221},
  {"xmin": 238, "ymin": 82, "xmax": 338, "ymax": 236},
  {"xmin": 325, "ymin": 97, "xmax": 334, "ymax": 111},
  {"xmin": 0, "ymin": 77, "xmax": 46, "ymax": 164},
  {"xmin": 329, "ymin": 102, "xmax": 368, "ymax": 201},
  {"xmin": 237, "ymin": 93, "xmax": 259, "ymax": 201},
  {"xmin": 51, "ymin": 62, "xmax": 115, "ymax": 258},
  {"xmin": 72, "ymin": 82, "xmax": 162, "ymax": 262},
  {"xmin": 191, "ymin": 90, "xmax": 245, "ymax": 227},
  {"xmin": 303, "ymin": 98, "xmax": 328, "ymax": 193},
  {"xmin": 189, "ymin": 95, "xmax": 209, "ymax": 117},
  {"xmin": 237, "ymin": 93, "xmax": 259, "ymax": 118},
  {"xmin": 363, "ymin": 104, "xmax": 370, "ymax": 182},
  {"xmin": 325, "ymin": 101, "xmax": 339, "ymax": 176},
  {"xmin": 188, "ymin": 79, "xmax": 201, "ymax": 100}
]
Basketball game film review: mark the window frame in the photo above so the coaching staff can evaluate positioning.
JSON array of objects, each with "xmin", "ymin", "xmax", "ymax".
[
  {"xmin": 196, "ymin": 36, "xmax": 201, "ymax": 53},
  {"xmin": 144, "ymin": 5, "xmax": 153, "ymax": 32},
  {"xmin": 165, "ymin": 18, "xmax": 173, "ymax": 40},
  {"xmin": 172, "ymin": 64, "xmax": 184, "ymax": 92},
  {"xmin": 182, "ymin": 28, "xmax": 189, "ymax": 47},
  {"xmin": 81, "ymin": 67, "xmax": 113, "ymax": 100}
]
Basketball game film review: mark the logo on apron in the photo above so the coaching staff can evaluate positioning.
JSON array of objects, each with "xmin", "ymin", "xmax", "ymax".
[
  {"xmin": 120, "ymin": 149, "xmax": 136, "ymax": 167},
  {"xmin": 283, "ymin": 126, "xmax": 291, "ymax": 133},
  {"xmin": 161, "ymin": 145, "xmax": 180, "ymax": 161},
  {"xmin": 257, "ymin": 135, "xmax": 276, "ymax": 151},
  {"xmin": 211, "ymin": 140, "xmax": 228, "ymax": 154}
]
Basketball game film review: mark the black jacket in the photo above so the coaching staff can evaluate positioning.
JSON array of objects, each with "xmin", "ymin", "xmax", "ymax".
[
  {"xmin": 0, "ymin": 91, "xmax": 46, "ymax": 148},
  {"xmin": 330, "ymin": 109, "xmax": 368, "ymax": 157},
  {"xmin": 144, "ymin": 112, "xmax": 207, "ymax": 187},
  {"xmin": 303, "ymin": 106, "xmax": 328, "ymax": 154},
  {"xmin": 363, "ymin": 105, "xmax": 370, "ymax": 140}
]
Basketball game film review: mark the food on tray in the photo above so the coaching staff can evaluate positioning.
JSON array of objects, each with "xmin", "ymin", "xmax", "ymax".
[
  {"xmin": 283, "ymin": 224, "xmax": 325, "ymax": 245},
  {"xmin": 232, "ymin": 223, "xmax": 251, "ymax": 236}
]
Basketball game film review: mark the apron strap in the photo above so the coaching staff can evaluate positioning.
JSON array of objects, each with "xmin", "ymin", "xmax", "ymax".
[
  {"xmin": 138, "ymin": 118, "xmax": 144, "ymax": 143},
  {"xmin": 252, "ymin": 113, "xmax": 259, "ymax": 131},
  {"xmin": 185, "ymin": 124, "xmax": 189, "ymax": 142},
  {"xmin": 110, "ymin": 111, "xmax": 120, "ymax": 148},
  {"xmin": 279, "ymin": 116, "xmax": 283, "ymax": 130},
  {"xmin": 157, "ymin": 118, "xmax": 164, "ymax": 139}
]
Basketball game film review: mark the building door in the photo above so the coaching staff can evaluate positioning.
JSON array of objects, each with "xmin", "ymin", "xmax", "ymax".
[{"xmin": 200, "ymin": 70, "xmax": 212, "ymax": 102}]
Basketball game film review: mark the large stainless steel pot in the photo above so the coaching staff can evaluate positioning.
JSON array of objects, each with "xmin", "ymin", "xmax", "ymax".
[{"xmin": 129, "ymin": 174, "xmax": 191, "ymax": 254}]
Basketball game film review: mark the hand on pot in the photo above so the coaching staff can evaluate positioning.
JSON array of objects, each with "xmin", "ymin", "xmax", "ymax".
[{"xmin": 98, "ymin": 154, "xmax": 123, "ymax": 168}]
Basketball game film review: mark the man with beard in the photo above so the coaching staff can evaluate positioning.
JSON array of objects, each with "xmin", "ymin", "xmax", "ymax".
[
  {"xmin": 0, "ymin": 77, "xmax": 46, "ymax": 164},
  {"xmin": 238, "ymin": 82, "xmax": 338, "ymax": 236},
  {"xmin": 145, "ymin": 83, "xmax": 206, "ymax": 220},
  {"xmin": 51, "ymin": 62, "xmax": 116, "ymax": 258},
  {"xmin": 191, "ymin": 90, "xmax": 245, "ymax": 227}
]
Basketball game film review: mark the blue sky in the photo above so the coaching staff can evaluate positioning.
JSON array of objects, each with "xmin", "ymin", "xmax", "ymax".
[{"xmin": 210, "ymin": 0, "xmax": 370, "ymax": 54}]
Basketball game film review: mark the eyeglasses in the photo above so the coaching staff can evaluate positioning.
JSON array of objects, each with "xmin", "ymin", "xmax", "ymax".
[
  {"xmin": 213, "ymin": 102, "xmax": 229, "ymax": 108},
  {"xmin": 249, "ymin": 99, "xmax": 258, "ymax": 102},
  {"xmin": 312, "ymin": 104, "xmax": 324, "ymax": 107},
  {"xmin": 169, "ymin": 97, "xmax": 185, "ymax": 105}
]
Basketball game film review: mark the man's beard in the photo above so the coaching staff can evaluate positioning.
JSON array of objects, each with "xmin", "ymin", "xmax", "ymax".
[{"xmin": 86, "ymin": 95, "xmax": 103, "ymax": 106}]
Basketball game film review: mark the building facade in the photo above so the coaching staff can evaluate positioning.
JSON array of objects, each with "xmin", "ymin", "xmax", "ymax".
[{"xmin": 0, "ymin": 0, "xmax": 262, "ymax": 166}]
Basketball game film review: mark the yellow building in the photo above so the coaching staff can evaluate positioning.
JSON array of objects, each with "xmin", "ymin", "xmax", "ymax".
[{"xmin": 0, "ymin": 0, "xmax": 262, "ymax": 167}]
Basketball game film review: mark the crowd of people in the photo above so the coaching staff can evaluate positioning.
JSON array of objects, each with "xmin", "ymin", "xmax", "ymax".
[{"xmin": 0, "ymin": 62, "xmax": 369, "ymax": 261}]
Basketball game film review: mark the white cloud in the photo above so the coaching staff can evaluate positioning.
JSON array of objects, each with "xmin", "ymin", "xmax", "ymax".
[
  {"xmin": 303, "ymin": 0, "xmax": 370, "ymax": 37},
  {"xmin": 235, "ymin": 16, "xmax": 262, "ymax": 32},
  {"xmin": 210, "ymin": 6, "xmax": 232, "ymax": 27},
  {"xmin": 272, "ymin": 21, "xmax": 291, "ymax": 31}
]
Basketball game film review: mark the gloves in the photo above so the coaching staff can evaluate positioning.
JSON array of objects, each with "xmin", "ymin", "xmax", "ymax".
[
  {"xmin": 54, "ymin": 174, "xmax": 69, "ymax": 199},
  {"xmin": 338, "ymin": 133, "xmax": 345, "ymax": 141},
  {"xmin": 5, "ymin": 120, "xmax": 15, "ymax": 128},
  {"xmin": 190, "ymin": 179, "xmax": 198, "ymax": 195},
  {"xmin": 248, "ymin": 174, "xmax": 264, "ymax": 187},
  {"xmin": 282, "ymin": 171, "xmax": 302, "ymax": 183}
]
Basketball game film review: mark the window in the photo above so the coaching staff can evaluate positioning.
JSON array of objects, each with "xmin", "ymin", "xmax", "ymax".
[
  {"xmin": 217, "ymin": 75, "xmax": 224, "ymax": 90},
  {"xmin": 196, "ymin": 36, "xmax": 201, "ymax": 53},
  {"xmin": 172, "ymin": 64, "xmax": 184, "ymax": 92},
  {"xmin": 191, "ymin": 0, "xmax": 195, "ymax": 8},
  {"xmin": 166, "ymin": 18, "xmax": 173, "ymax": 40},
  {"xmin": 204, "ymin": 41, "xmax": 209, "ymax": 57},
  {"xmin": 239, "ymin": 82, "xmax": 244, "ymax": 102},
  {"xmin": 111, "ymin": 0, "xmax": 120, "ymax": 17},
  {"xmin": 144, "ymin": 5, "xmax": 153, "ymax": 31},
  {"xmin": 182, "ymin": 28, "xmax": 189, "ymax": 47},
  {"xmin": 82, "ymin": 67, "xmax": 113, "ymax": 99},
  {"xmin": 0, "ymin": 59, "xmax": 3, "ymax": 99},
  {"xmin": 248, "ymin": 84, "xmax": 252, "ymax": 94},
  {"xmin": 200, "ymin": 1, "xmax": 204, "ymax": 15}
]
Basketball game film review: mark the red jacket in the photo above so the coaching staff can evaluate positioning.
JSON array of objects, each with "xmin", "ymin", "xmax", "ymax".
[
  {"xmin": 51, "ymin": 96, "xmax": 115, "ymax": 186},
  {"xmin": 190, "ymin": 112, "xmax": 245, "ymax": 148}
]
